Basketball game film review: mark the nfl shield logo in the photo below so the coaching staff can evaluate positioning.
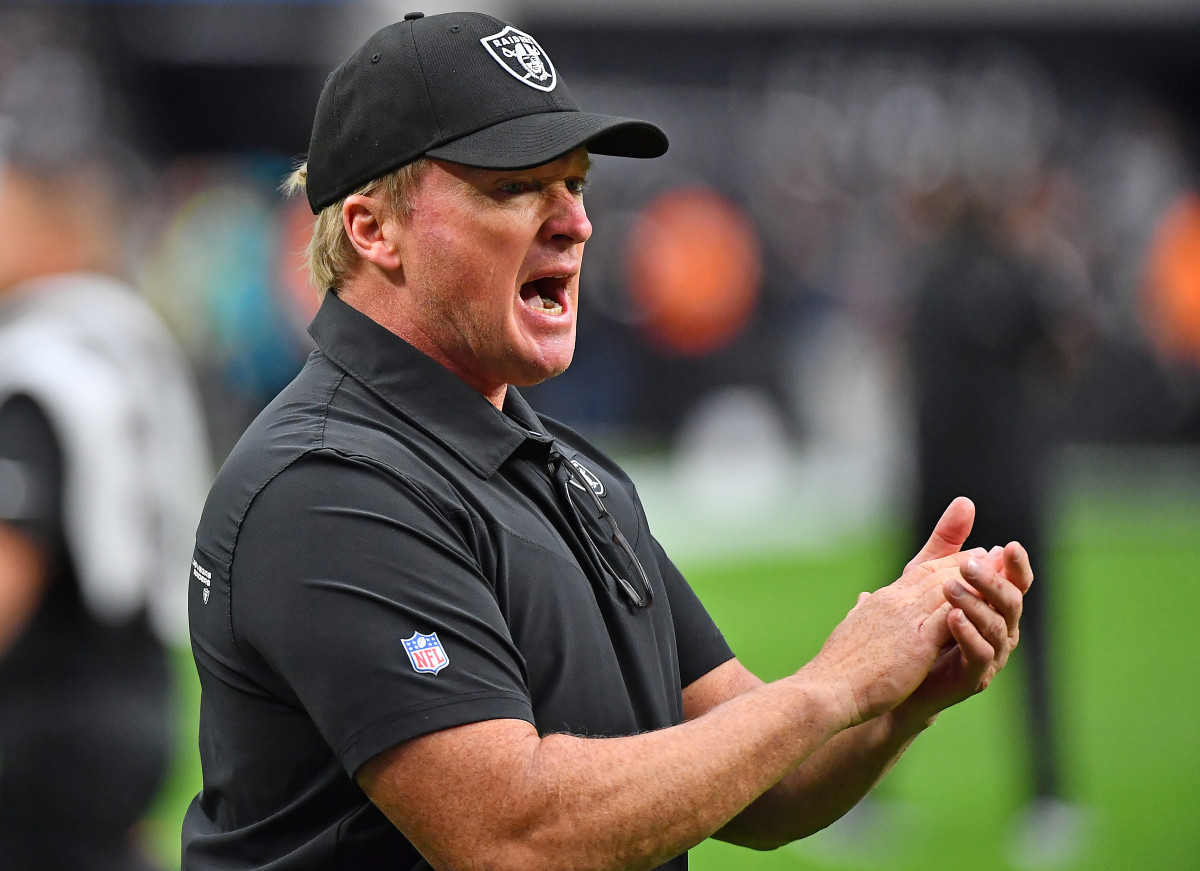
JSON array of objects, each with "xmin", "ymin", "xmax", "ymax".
[
  {"xmin": 403, "ymin": 631, "xmax": 450, "ymax": 675},
  {"xmin": 480, "ymin": 26, "xmax": 557, "ymax": 92}
]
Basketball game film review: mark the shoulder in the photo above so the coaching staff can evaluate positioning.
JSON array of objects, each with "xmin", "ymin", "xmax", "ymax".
[
  {"xmin": 202, "ymin": 357, "xmax": 473, "ymax": 564},
  {"xmin": 0, "ymin": 273, "xmax": 198, "ymax": 424},
  {"xmin": 0, "ymin": 273, "xmax": 167, "ymax": 349},
  {"xmin": 0, "ymin": 283, "xmax": 139, "ymax": 475},
  {"xmin": 199, "ymin": 355, "xmax": 343, "ymax": 562}
]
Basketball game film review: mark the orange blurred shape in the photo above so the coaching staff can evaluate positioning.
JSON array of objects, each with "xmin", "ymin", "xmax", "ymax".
[
  {"xmin": 1143, "ymin": 191, "xmax": 1200, "ymax": 367},
  {"xmin": 626, "ymin": 187, "xmax": 762, "ymax": 356},
  {"xmin": 277, "ymin": 197, "xmax": 321, "ymax": 326}
]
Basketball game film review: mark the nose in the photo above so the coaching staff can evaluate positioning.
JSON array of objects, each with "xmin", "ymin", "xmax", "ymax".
[{"xmin": 543, "ymin": 188, "xmax": 592, "ymax": 247}]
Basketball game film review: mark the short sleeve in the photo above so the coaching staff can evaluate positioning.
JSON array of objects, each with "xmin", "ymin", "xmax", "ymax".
[
  {"xmin": 230, "ymin": 451, "xmax": 534, "ymax": 776},
  {"xmin": 0, "ymin": 394, "xmax": 65, "ymax": 555},
  {"xmin": 652, "ymin": 537, "xmax": 734, "ymax": 688}
]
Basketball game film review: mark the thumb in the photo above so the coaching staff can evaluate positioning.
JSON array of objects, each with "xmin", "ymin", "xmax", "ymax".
[{"xmin": 907, "ymin": 496, "xmax": 975, "ymax": 570}]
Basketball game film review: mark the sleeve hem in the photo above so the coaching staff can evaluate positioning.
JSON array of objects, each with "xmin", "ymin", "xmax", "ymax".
[
  {"xmin": 679, "ymin": 634, "xmax": 735, "ymax": 689},
  {"xmin": 341, "ymin": 691, "xmax": 535, "ymax": 776}
]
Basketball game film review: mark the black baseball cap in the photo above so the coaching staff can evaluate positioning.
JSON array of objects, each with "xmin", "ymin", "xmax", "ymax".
[{"xmin": 304, "ymin": 10, "xmax": 669, "ymax": 213}]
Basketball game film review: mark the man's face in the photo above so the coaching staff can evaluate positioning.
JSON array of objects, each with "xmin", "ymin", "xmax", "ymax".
[
  {"xmin": 392, "ymin": 148, "xmax": 592, "ymax": 397},
  {"xmin": 0, "ymin": 163, "xmax": 109, "ymax": 293},
  {"xmin": 520, "ymin": 50, "xmax": 546, "ymax": 79}
]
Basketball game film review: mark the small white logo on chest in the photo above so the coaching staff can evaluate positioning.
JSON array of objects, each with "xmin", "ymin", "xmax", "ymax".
[{"xmin": 568, "ymin": 457, "xmax": 605, "ymax": 497}]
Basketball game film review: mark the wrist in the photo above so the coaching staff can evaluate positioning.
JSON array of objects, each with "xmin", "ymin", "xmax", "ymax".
[
  {"xmin": 790, "ymin": 662, "xmax": 860, "ymax": 735},
  {"xmin": 886, "ymin": 699, "xmax": 939, "ymax": 739}
]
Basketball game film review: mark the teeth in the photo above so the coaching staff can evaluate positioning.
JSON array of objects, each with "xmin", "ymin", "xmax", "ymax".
[{"xmin": 522, "ymin": 275, "xmax": 568, "ymax": 316}]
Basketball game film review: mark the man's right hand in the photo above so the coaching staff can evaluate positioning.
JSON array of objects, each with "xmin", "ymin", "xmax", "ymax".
[
  {"xmin": 798, "ymin": 496, "xmax": 978, "ymax": 728},
  {"xmin": 800, "ymin": 495, "xmax": 1031, "ymax": 731},
  {"xmin": 802, "ymin": 552, "xmax": 966, "ymax": 728}
]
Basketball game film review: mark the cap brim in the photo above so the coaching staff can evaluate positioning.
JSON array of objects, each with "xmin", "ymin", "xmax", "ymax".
[{"xmin": 425, "ymin": 111, "xmax": 668, "ymax": 170}]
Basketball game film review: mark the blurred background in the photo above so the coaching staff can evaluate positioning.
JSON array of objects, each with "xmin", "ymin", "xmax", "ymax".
[{"xmin": 1, "ymin": 1, "xmax": 1196, "ymax": 869}]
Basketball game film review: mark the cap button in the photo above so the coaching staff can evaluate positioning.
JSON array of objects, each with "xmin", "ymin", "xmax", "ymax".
[{"xmin": 404, "ymin": 11, "xmax": 424, "ymax": 20}]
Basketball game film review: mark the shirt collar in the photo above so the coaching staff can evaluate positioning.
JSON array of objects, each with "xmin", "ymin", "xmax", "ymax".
[{"xmin": 308, "ymin": 291, "xmax": 549, "ymax": 478}]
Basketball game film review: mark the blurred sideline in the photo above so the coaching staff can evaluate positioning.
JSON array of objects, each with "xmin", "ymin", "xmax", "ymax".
[{"xmin": 629, "ymin": 439, "xmax": 1200, "ymax": 564}]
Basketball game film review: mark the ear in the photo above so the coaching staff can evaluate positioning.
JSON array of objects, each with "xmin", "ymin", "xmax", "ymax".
[{"xmin": 343, "ymin": 195, "xmax": 402, "ymax": 272}]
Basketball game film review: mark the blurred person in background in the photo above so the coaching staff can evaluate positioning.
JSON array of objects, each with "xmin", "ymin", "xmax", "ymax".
[
  {"xmin": 908, "ymin": 177, "xmax": 1094, "ymax": 868},
  {"xmin": 0, "ymin": 44, "xmax": 211, "ymax": 871}
]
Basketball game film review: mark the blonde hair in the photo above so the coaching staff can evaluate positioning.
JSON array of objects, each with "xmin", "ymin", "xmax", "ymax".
[{"xmin": 282, "ymin": 159, "xmax": 430, "ymax": 294}]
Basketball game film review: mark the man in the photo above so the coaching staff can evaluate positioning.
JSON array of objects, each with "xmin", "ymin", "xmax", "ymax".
[
  {"xmin": 183, "ymin": 12, "xmax": 1030, "ymax": 871},
  {"xmin": 0, "ymin": 46, "xmax": 212, "ymax": 871},
  {"xmin": 909, "ymin": 186, "xmax": 1091, "ymax": 865}
]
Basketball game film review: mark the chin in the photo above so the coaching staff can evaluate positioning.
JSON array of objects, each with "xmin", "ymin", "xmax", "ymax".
[
  {"xmin": 508, "ymin": 349, "xmax": 575, "ymax": 387},
  {"xmin": 505, "ymin": 330, "xmax": 576, "ymax": 385},
  {"xmin": 513, "ymin": 362, "xmax": 572, "ymax": 387}
]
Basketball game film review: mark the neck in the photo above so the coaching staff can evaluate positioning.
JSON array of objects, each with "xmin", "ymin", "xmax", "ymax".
[{"xmin": 337, "ymin": 279, "xmax": 509, "ymax": 410}]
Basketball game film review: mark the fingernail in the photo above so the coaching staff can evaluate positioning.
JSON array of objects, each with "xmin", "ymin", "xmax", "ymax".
[
  {"xmin": 966, "ymin": 558, "xmax": 980, "ymax": 577},
  {"xmin": 949, "ymin": 581, "xmax": 966, "ymax": 598}
]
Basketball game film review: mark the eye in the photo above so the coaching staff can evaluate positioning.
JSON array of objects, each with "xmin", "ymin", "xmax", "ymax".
[
  {"xmin": 497, "ymin": 181, "xmax": 529, "ymax": 195},
  {"xmin": 565, "ymin": 177, "xmax": 589, "ymax": 195}
]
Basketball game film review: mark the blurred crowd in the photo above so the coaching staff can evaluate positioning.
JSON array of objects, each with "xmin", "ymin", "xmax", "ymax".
[
  {"xmin": 540, "ymin": 32, "xmax": 1200, "ymax": 449},
  {"xmin": 4, "ymin": 8, "xmax": 1196, "ymax": 465}
]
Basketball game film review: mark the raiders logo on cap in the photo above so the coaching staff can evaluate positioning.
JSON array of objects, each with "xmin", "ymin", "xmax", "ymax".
[{"xmin": 480, "ymin": 25, "xmax": 557, "ymax": 92}]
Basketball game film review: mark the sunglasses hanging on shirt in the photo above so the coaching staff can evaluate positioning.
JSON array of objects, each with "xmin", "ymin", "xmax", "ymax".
[{"xmin": 547, "ymin": 447, "xmax": 654, "ymax": 609}]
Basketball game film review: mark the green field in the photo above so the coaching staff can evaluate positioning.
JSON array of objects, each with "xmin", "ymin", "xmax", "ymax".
[{"xmin": 147, "ymin": 454, "xmax": 1200, "ymax": 870}]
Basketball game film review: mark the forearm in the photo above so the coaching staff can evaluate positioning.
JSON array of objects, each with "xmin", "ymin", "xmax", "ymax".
[
  {"xmin": 364, "ymin": 549, "xmax": 983, "ymax": 871},
  {"xmin": 714, "ymin": 539, "xmax": 1034, "ymax": 850},
  {"xmin": 527, "ymin": 675, "xmax": 849, "ymax": 868},
  {"xmin": 716, "ymin": 706, "xmax": 935, "ymax": 849},
  {"xmin": 363, "ymin": 666, "xmax": 852, "ymax": 871}
]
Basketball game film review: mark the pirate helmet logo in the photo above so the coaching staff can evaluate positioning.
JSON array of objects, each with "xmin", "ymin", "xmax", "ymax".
[{"xmin": 480, "ymin": 26, "xmax": 557, "ymax": 93}]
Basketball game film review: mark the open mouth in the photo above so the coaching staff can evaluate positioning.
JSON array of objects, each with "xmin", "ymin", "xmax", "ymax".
[{"xmin": 519, "ymin": 275, "xmax": 569, "ymax": 316}]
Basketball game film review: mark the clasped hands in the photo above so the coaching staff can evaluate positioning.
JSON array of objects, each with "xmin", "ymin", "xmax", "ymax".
[{"xmin": 812, "ymin": 496, "xmax": 1033, "ymax": 730}]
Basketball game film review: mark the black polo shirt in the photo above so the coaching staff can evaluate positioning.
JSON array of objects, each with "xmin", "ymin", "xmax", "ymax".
[{"xmin": 182, "ymin": 292, "xmax": 734, "ymax": 871}]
